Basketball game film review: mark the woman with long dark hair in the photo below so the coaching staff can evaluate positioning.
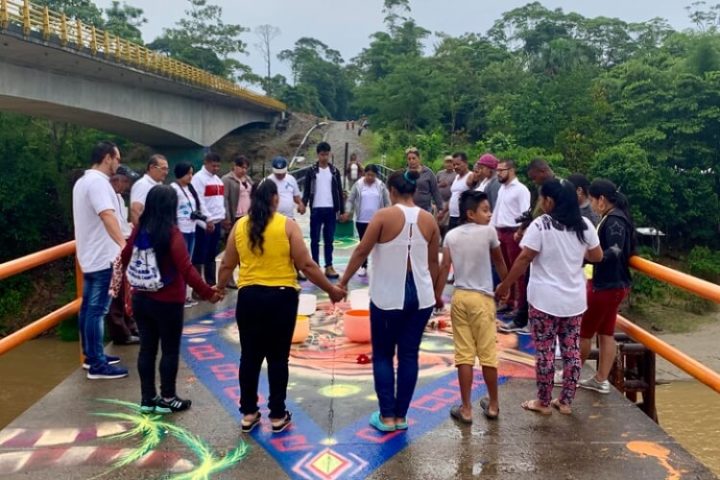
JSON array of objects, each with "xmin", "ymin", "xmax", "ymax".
[
  {"xmin": 339, "ymin": 170, "xmax": 443, "ymax": 432},
  {"xmin": 217, "ymin": 180, "xmax": 346, "ymax": 434},
  {"xmin": 578, "ymin": 179, "xmax": 635, "ymax": 394},
  {"xmin": 121, "ymin": 185, "xmax": 221, "ymax": 414},
  {"xmin": 496, "ymin": 179, "xmax": 603, "ymax": 415}
]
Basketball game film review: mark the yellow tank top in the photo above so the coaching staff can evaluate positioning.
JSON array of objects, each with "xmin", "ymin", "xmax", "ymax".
[{"xmin": 235, "ymin": 214, "xmax": 300, "ymax": 290}]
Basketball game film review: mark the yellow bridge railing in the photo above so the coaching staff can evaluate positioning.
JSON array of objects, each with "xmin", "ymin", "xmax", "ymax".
[{"xmin": 0, "ymin": 0, "xmax": 286, "ymax": 112}]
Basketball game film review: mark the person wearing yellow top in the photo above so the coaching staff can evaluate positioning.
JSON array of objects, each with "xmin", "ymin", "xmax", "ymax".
[{"xmin": 217, "ymin": 180, "xmax": 346, "ymax": 434}]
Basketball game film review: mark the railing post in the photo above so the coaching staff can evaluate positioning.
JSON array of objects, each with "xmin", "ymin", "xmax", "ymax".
[
  {"xmin": 75, "ymin": 18, "xmax": 82, "ymax": 48},
  {"xmin": 114, "ymin": 36, "xmax": 120, "ymax": 61},
  {"xmin": 90, "ymin": 25, "xmax": 97, "ymax": 54},
  {"xmin": 103, "ymin": 30, "xmax": 109, "ymax": 56},
  {"xmin": 22, "ymin": 0, "xmax": 30, "ymax": 36},
  {"xmin": 42, "ymin": 7, "xmax": 53, "ymax": 40},
  {"xmin": 1, "ymin": 0, "xmax": 10, "ymax": 30},
  {"xmin": 60, "ymin": 13, "xmax": 67, "ymax": 46}
]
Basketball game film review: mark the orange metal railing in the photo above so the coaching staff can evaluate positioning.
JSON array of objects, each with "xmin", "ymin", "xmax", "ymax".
[
  {"xmin": 0, "ymin": 0, "xmax": 286, "ymax": 112},
  {"xmin": 0, "ymin": 241, "xmax": 81, "ymax": 356}
]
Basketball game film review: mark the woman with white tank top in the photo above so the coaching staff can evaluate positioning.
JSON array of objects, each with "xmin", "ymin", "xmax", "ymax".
[{"xmin": 340, "ymin": 170, "xmax": 443, "ymax": 433}]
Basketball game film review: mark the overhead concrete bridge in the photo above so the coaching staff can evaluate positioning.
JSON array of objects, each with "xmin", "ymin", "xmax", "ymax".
[{"xmin": 0, "ymin": 0, "xmax": 285, "ymax": 147}]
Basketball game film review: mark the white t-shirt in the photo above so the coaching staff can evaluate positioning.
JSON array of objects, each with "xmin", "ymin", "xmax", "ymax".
[
  {"xmin": 349, "ymin": 163, "xmax": 360, "ymax": 181},
  {"xmin": 477, "ymin": 177, "xmax": 491, "ymax": 192},
  {"xmin": 115, "ymin": 193, "xmax": 132, "ymax": 239},
  {"xmin": 449, "ymin": 172, "xmax": 471, "ymax": 218},
  {"xmin": 491, "ymin": 177, "xmax": 531, "ymax": 228},
  {"xmin": 268, "ymin": 174, "xmax": 300, "ymax": 218},
  {"xmin": 130, "ymin": 174, "xmax": 159, "ymax": 209},
  {"xmin": 444, "ymin": 223, "xmax": 500, "ymax": 296},
  {"xmin": 357, "ymin": 182, "xmax": 382, "ymax": 223},
  {"xmin": 191, "ymin": 167, "xmax": 225, "ymax": 223},
  {"xmin": 521, "ymin": 215, "xmax": 600, "ymax": 317},
  {"xmin": 73, "ymin": 169, "xmax": 121, "ymax": 273},
  {"xmin": 171, "ymin": 183, "xmax": 199, "ymax": 234},
  {"xmin": 313, "ymin": 166, "xmax": 334, "ymax": 208}
]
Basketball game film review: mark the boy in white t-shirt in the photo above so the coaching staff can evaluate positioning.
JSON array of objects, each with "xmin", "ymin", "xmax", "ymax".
[{"xmin": 437, "ymin": 191, "xmax": 508, "ymax": 423}]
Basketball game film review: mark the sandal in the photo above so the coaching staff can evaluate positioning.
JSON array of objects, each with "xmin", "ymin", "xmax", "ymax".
[
  {"xmin": 449, "ymin": 405, "xmax": 473, "ymax": 424},
  {"xmin": 241, "ymin": 411, "xmax": 261, "ymax": 433},
  {"xmin": 369, "ymin": 411, "xmax": 396, "ymax": 432},
  {"xmin": 270, "ymin": 411, "xmax": 293, "ymax": 433},
  {"xmin": 521, "ymin": 399, "xmax": 552, "ymax": 415},
  {"xmin": 551, "ymin": 399, "xmax": 572, "ymax": 415},
  {"xmin": 479, "ymin": 397, "xmax": 499, "ymax": 420}
]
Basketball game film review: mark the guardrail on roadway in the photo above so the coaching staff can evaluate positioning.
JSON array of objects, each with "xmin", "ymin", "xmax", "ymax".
[{"xmin": 0, "ymin": 0, "xmax": 286, "ymax": 111}]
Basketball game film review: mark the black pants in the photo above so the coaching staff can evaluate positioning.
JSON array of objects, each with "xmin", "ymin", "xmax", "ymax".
[
  {"xmin": 448, "ymin": 216, "xmax": 461, "ymax": 231},
  {"xmin": 192, "ymin": 224, "xmax": 221, "ymax": 285},
  {"xmin": 310, "ymin": 207, "xmax": 337, "ymax": 267},
  {"xmin": 133, "ymin": 295, "xmax": 184, "ymax": 402},
  {"xmin": 356, "ymin": 222, "xmax": 369, "ymax": 269},
  {"xmin": 237, "ymin": 286, "xmax": 299, "ymax": 419}
]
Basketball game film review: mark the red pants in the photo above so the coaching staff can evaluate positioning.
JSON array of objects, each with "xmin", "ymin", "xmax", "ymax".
[
  {"xmin": 497, "ymin": 228, "xmax": 526, "ymax": 311},
  {"xmin": 580, "ymin": 281, "xmax": 629, "ymax": 338}
]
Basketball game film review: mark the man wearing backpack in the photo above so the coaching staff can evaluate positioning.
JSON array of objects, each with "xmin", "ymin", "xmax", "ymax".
[{"xmin": 73, "ymin": 141, "xmax": 130, "ymax": 380}]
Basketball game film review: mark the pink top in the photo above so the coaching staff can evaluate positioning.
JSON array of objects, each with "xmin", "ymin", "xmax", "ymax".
[{"xmin": 236, "ymin": 177, "xmax": 252, "ymax": 218}]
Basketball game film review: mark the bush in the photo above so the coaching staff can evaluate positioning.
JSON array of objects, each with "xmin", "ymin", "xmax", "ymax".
[{"xmin": 687, "ymin": 246, "xmax": 720, "ymax": 283}]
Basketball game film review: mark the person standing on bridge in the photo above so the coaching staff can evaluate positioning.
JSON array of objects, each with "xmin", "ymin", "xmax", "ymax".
[
  {"xmin": 436, "ymin": 155, "xmax": 456, "ymax": 238},
  {"xmin": 496, "ymin": 179, "xmax": 602, "ymax": 415},
  {"xmin": 405, "ymin": 147, "xmax": 444, "ymax": 221},
  {"xmin": 340, "ymin": 164, "xmax": 391, "ymax": 277},
  {"xmin": 130, "ymin": 154, "xmax": 169, "ymax": 226},
  {"xmin": 266, "ymin": 157, "xmax": 305, "ymax": 219},
  {"xmin": 302, "ymin": 142, "xmax": 344, "ymax": 279},
  {"xmin": 191, "ymin": 152, "xmax": 225, "ymax": 288},
  {"xmin": 72, "ymin": 141, "xmax": 129, "ymax": 380},
  {"xmin": 339, "ymin": 170, "xmax": 443, "ymax": 433},
  {"xmin": 439, "ymin": 152, "xmax": 472, "ymax": 233},
  {"xmin": 468, "ymin": 154, "xmax": 501, "ymax": 211},
  {"xmin": 216, "ymin": 180, "xmax": 346, "ymax": 433},
  {"xmin": 578, "ymin": 179, "xmax": 635, "ymax": 395},
  {"xmin": 122, "ymin": 185, "xmax": 223, "ymax": 414}
]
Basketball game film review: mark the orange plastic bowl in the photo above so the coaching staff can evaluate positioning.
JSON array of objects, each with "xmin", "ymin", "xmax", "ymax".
[
  {"xmin": 292, "ymin": 315, "xmax": 310, "ymax": 344},
  {"xmin": 343, "ymin": 309, "xmax": 371, "ymax": 343}
]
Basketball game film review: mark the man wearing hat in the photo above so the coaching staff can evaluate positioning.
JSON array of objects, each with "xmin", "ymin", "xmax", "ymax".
[
  {"xmin": 266, "ymin": 156, "xmax": 305, "ymax": 219},
  {"xmin": 468, "ymin": 153, "xmax": 501, "ymax": 211}
]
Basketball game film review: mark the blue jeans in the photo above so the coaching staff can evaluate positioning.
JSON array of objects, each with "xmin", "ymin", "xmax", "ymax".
[
  {"xmin": 310, "ymin": 207, "xmax": 336, "ymax": 267},
  {"xmin": 79, "ymin": 268, "xmax": 112, "ymax": 368},
  {"xmin": 370, "ymin": 273, "xmax": 433, "ymax": 418},
  {"xmin": 182, "ymin": 232, "xmax": 196, "ymax": 257}
]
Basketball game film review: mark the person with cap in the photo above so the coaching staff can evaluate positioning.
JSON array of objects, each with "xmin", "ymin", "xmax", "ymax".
[
  {"xmin": 467, "ymin": 153, "xmax": 501, "ymax": 211},
  {"xmin": 266, "ymin": 156, "xmax": 305, "ymax": 220}
]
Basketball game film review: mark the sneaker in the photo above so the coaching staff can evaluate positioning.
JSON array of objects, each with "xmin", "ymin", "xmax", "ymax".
[
  {"xmin": 155, "ymin": 396, "xmax": 192, "ymax": 414},
  {"xmin": 87, "ymin": 363, "xmax": 128, "ymax": 380},
  {"xmin": 578, "ymin": 377, "xmax": 611, "ymax": 394},
  {"xmin": 498, "ymin": 321, "xmax": 527, "ymax": 334},
  {"xmin": 358, "ymin": 267, "xmax": 367, "ymax": 277},
  {"xmin": 83, "ymin": 355, "xmax": 120, "ymax": 370},
  {"xmin": 184, "ymin": 297, "xmax": 199, "ymax": 308},
  {"xmin": 553, "ymin": 369, "xmax": 564, "ymax": 386},
  {"xmin": 140, "ymin": 398, "xmax": 157, "ymax": 414},
  {"xmin": 115, "ymin": 335, "xmax": 140, "ymax": 345},
  {"xmin": 325, "ymin": 266, "xmax": 340, "ymax": 279}
]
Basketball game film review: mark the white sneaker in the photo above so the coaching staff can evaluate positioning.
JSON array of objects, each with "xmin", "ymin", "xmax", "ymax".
[
  {"xmin": 578, "ymin": 376, "xmax": 611, "ymax": 394},
  {"xmin": 184, "ymin": 298, "xmax": 199, "ymax": 308},
  {"xmin": 358, "ymin": 267, "xmax": 367, "ymax": 277}
]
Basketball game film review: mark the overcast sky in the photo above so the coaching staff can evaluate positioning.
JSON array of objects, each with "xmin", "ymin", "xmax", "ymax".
[{"xmin": 95, "ymin": 0, "xmax": 697, "ymax": 81}]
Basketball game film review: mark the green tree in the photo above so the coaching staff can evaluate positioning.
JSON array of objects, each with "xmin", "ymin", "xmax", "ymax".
[{"xmin": 103, "ymin": 1, "xmax": 146, "ymax": 44}]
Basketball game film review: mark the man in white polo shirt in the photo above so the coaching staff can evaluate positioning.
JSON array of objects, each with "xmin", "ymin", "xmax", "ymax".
[
  {"xmin": 130, "ymin": 154, "xmax": 169, "ymax": 226},
  {"xmin": 491, "ymin": 159, "xmax": 531, "ymax": 321},
  {"xmin": 266, "ymin": 156, "xmax": 306, "ymax": 219},
  {"xmin": 72, "ymin": 141, "xmax": 129, "ymax": 380},
  {"xmin": 191, "ymin": 152, "xmax": 225, "ymax": 286}
]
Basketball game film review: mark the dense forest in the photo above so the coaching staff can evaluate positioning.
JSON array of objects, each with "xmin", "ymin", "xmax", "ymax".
[{"xmin": 0, "ymin": 0, "xmax": 719, "ymax": 330}]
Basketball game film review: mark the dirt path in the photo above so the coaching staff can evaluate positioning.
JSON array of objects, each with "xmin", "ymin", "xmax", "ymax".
[
  {"xmin": 656, "ymin": 314, "xmax": 720, "ymax": 382},
  {"xmin": 323, "ymin": 121, "xmax": 370, "ymax": 182}
]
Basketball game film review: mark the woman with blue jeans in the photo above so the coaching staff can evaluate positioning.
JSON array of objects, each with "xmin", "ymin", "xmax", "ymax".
[{"xmin": 340, "ymin": 170, "xmax": 443, "ymax": 432}]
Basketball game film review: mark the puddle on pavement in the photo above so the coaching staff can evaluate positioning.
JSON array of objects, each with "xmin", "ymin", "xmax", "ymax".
[{"xmin": 656, "ymin": 381, "xmax": 720, "ymax": 476}]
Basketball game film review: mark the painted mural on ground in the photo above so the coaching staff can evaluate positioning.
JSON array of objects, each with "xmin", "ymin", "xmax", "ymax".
[{"xmin": 181, "ymin": 247, "xmax": 538, "ymax": 480}]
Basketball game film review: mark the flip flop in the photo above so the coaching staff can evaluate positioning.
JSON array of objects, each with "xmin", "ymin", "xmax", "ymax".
[
  {"xmin": 479, "ymin": 397, "xmax": 499, "ymax": 420},
  {"xmin": 521, "ymin": 399, "xmax": 552, "ymax": 415},
  {"xmin": 271, "ymin": 411, "xmax": 293, "ymax": 433},
  {"xmin": 551, "ymin": 399, "xmax": 572, "ymax": 415},
  {"xmin": 449, "ymin": 405, "xmax": 473, "ymax": 424},
  {"xmin": 241, "ymin": 411, "xmax": 261, "ymax": 433},
  {"xmin": 369, "ymin": 411, "xmax": 396, "ymax": 432}
]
